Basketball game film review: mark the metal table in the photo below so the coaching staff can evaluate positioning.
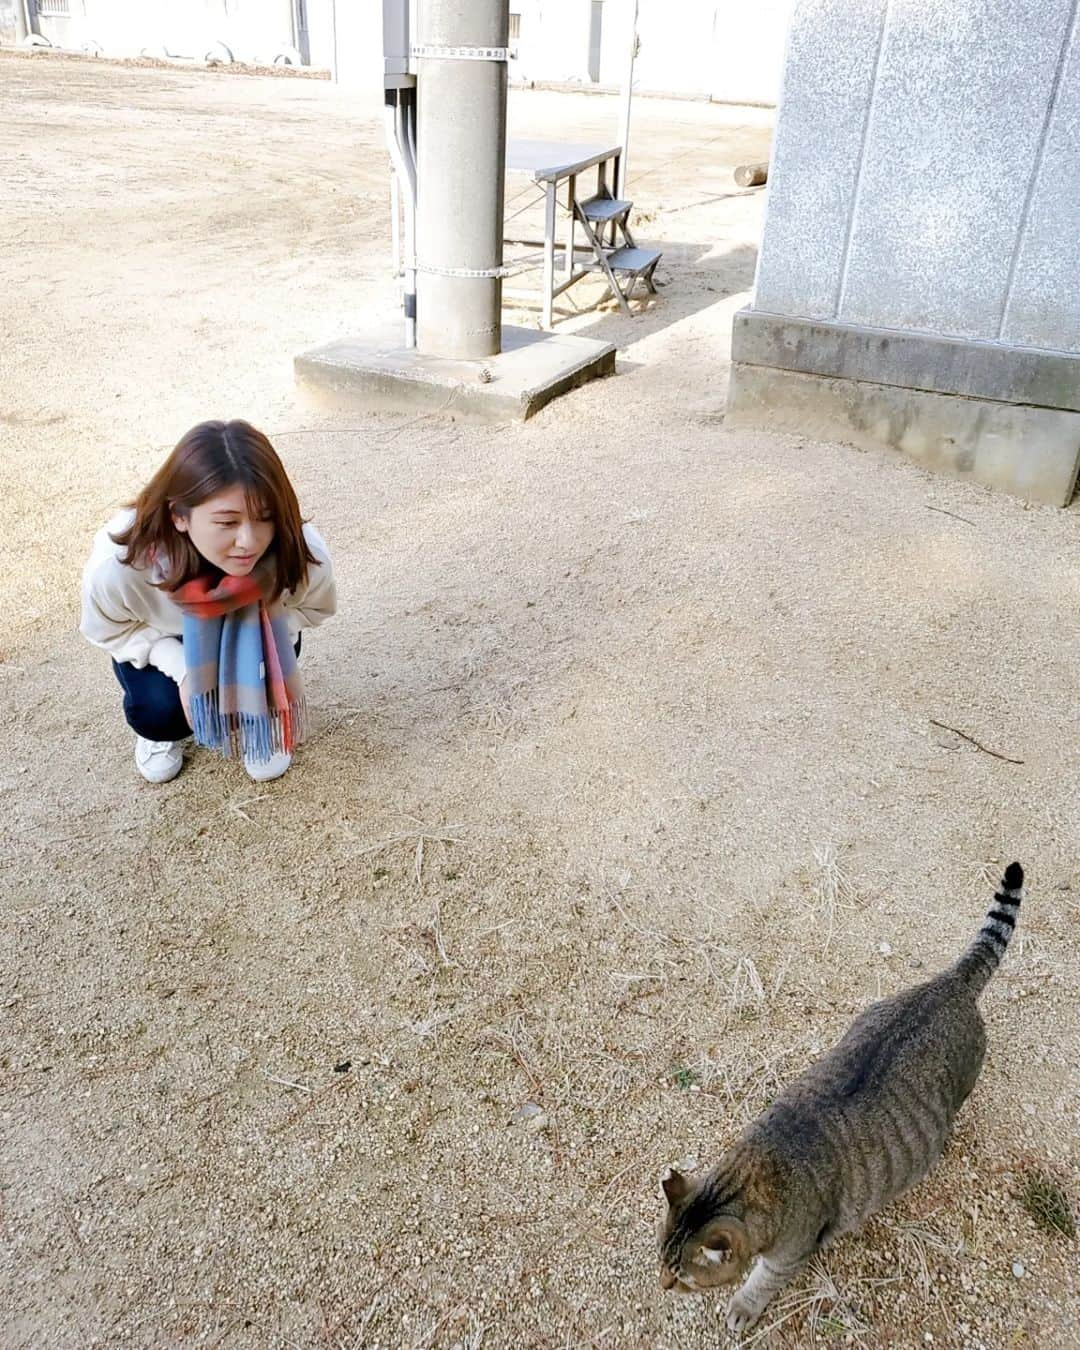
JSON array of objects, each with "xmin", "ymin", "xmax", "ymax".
[{"xmin": 506, "ymin": 139, "xmax": 623, "ymax": 328}]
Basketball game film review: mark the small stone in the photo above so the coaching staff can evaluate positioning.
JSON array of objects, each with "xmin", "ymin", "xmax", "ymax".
[
  {"xmin": 878, "ymin": 942, "xmax": 893, "ymax": 957},
  {"xmin": 1012, "ymin": 1260, "xmax": 1025, "ymax": 1278},
  {"xmin": 514, "ymin": 1102, "xmax": 549, "ymax": 1132}
]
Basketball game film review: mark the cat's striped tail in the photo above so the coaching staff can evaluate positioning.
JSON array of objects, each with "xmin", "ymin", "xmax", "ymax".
[{"xmin": 955, "ymin": 862, "xmax": 1024, "ymax": 995}]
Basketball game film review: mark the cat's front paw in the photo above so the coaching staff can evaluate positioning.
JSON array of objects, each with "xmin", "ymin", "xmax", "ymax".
[{"xmin": 726, "ymin": 1290, "xmax": 763, "ymax": 1335}]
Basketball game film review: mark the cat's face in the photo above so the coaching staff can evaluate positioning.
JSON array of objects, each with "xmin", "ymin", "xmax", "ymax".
[{"xmin": 658, "ymin": 1167, "xmax": 750, "ymax": 1292}]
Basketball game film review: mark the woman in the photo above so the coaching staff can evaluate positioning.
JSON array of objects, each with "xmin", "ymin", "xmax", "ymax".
[{"xmin": 80, "ymin": 419, "xmax": 336, "ymax": 783}]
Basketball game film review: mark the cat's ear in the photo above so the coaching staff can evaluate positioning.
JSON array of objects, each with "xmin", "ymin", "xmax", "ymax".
[
  {"xmin": 661, "ymin": 1166, "xmax": 691, "ymax": 1206},
  {"xmin": 699, "ymin": 1216, "xmax": 750, "ymax": 1265}
]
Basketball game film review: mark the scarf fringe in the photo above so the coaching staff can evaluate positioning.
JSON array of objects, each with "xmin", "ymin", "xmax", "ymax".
[{"xmin": 191, "ymin": 690, "xmax": 308, "ymax": 763}]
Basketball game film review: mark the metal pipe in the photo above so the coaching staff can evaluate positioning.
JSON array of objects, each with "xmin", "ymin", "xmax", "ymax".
[
  {"xmin": 616, "ymin": 0, "xmax": 638, "ymax": 200},
  {"xmin": 383, "ymin": 90, "xmax": 418, "ymax": 348},
  {"xmin": 391, "ymin": 169, "xmax": 401, "ymax": 276},
  {"xmin": 404, "ymin": 89, "xmax": 417, "ymax": 168},
  {"xmin": 398, "ymin": 92, "xmax": 418, "ymax": 347},
  {"xmin": 415, "ymin": 0, "xmax": 508, "ymax": 359}
]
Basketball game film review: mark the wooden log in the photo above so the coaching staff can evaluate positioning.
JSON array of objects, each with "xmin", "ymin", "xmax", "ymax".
[{"xmin": 734, "ymin": 162, "xmax": 768, "ymax": 188}]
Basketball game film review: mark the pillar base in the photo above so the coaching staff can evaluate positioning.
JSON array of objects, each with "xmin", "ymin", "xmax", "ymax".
[{"xmin": 295, "ymin": 324, "xmax": 616, "ymax": 422}]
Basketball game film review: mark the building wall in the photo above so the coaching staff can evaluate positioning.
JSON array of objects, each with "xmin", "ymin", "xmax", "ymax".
[
  {"xmin": 506, "ymin": 0, "xmax": 793, "ymax": 105},
  {"xmin": 709, "ymin": 0, "xmax": 793, "ymax": 106},
  {"xmin": 755, "ymin": 0, "xmax": 1080, "ymax": 351},
  {"xmin": 0, "ymin": 0, "xmax": 20, "ymax": 45},
  {"xmin": 23, "ymin": 0, "xmax": 301, "ymax": 65},
  {"xmin": 320, "ymin": 0, "xmax": 383, "ymax": 87},
  {"xmin": 11, "ymin": 1, "xmax": 793, "ymax": 107},
  {"xmin": 508, "ymin": 1, "xmax": 593, "ymax": 85}
]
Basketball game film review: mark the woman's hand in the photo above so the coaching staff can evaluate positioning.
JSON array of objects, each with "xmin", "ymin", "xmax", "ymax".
[{"xmin": 178, "ymin": 676, "xmax": 194, "ymax": 730}]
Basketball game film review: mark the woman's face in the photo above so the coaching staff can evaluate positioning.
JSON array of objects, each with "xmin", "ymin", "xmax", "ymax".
[{"xmin": 173, "ymin": 485, "xmax": 275, "ymax": 577}]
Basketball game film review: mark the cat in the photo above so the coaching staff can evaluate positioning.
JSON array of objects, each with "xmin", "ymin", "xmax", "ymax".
[{"xmin": 658, "ymin": 862, "xmax": 1024, "ymax": 1335}]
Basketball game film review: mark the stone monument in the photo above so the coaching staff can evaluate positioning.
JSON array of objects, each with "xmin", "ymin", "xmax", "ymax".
[{"xmin": 727, "ymin": 0, "xmax": 1080, "ymax": 506}]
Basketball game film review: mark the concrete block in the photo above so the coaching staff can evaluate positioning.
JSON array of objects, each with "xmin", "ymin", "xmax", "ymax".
[
  {"xmin": 839, "ymin": 0, "xmax": 1076, "ymax": 340},
  {"xmin": 727, "ymin": 362, "xmax": 1080, "ymax": 507},
  {"xmin": 753, "ymin": 0, "xmax": 888, "ymax": 320},
  {"xmin": 294, "ymin": 324, "xmax": 616, "ymax": 422},
  {"xmin": 733, "ymin": 308, "xmax": 1080, "ymax": 412},
  {"xmin": 1002, "ymin": 16, "xmax": 1080, "ymax": 353}
]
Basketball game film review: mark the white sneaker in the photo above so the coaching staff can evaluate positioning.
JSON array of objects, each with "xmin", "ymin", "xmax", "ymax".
[
  {"xmin": 244, "ymin": 749, "xmax": 292, "ymax": 782},
  {"xmin": 135, "ymin": 737, "xmax": 184, "ymax": 784}
]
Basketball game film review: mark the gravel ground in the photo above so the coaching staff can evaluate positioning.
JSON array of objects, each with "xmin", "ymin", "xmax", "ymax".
[{"xmin": 1, "ymin": 50, "xmax": 1077, "ymax": 1350}]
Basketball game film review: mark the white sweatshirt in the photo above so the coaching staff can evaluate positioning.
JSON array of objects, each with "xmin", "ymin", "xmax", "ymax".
[{"xmin": 80, "ymin": 509, "xmax": 337, "ymax": 684}]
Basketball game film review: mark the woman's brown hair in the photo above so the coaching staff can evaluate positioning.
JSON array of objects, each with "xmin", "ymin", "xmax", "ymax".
[{"xmin": 112, "ymin": 420, "xmax": 316, "ymax": 597}]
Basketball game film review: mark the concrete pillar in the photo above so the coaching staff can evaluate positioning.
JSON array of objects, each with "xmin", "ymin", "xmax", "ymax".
[
  {"xmin": 727, "ymin": 0, "xmax": 1080, "ymax": 507},
  {"xmin": 416, "ymin": 0, "xmax": 508, "ymax": 359}
]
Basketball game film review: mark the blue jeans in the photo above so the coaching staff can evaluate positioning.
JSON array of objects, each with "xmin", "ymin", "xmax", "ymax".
[{"xmin": 112, "ymin": 634, "xmax": 302, "ymax": 742}]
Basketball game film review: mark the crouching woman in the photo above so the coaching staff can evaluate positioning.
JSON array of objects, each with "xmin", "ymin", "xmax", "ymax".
[{"xmin": 80, "ymin": 419, "xmax": 336, "ymax": 783}]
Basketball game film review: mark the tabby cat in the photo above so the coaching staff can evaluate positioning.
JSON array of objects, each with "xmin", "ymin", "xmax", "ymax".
[{"xmin": 658, "ymin": 862, "xmax": 1024, "ymax": 1334}]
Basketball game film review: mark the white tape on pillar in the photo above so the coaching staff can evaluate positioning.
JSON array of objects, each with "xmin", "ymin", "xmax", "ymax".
[
  {"xmin": 410, "ymin": 44, "xmax": 510, "ymax": 62},
  {"xmin": 412, "ymin": 259, "xmax": 518, "ymax": 279}
]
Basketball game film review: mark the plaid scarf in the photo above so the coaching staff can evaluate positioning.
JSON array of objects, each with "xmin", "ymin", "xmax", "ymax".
[{"xmin": 171, "ymin": 561, "xmax": 305, "ymax": 763}]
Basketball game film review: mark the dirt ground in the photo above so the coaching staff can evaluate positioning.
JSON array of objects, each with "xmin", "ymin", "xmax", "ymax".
[{"xmin": 1, "ymin": 50, "xmax": 1077, "ymax": 1350}]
